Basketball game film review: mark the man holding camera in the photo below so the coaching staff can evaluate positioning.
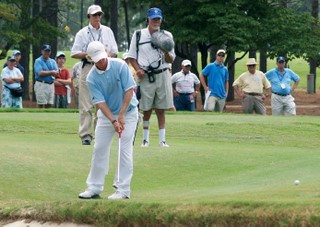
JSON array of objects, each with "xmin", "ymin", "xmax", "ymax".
[{"xmin": 127, "ymin": 7, "xmax": 175, "ymax": 148}]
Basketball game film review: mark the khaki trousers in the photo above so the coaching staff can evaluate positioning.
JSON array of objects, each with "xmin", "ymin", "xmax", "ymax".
[{"xmin": 78, "ymin": 63, "xmax": 97, "ymax": 140}]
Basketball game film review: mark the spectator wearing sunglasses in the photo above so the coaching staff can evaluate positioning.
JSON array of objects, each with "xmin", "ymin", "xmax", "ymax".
[
  {"xmin": 265, "ymin": 56, "xmax": 300, "ymax": 116},
  {"xmin": 199, "ymin": 49, "xmax": 229, "ymax": 112},
  {"xmin": 233, "ymin": 58, "xmax": 271, "ymax": 115},
  {"xmin": 71, "ymin": 4, "xmax": 118, "ymax": 145}
]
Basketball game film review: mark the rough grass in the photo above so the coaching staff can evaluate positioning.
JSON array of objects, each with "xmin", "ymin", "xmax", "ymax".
[{"xmin": 0, "ymin": 111, "xmax": 320, "ymax": 226}]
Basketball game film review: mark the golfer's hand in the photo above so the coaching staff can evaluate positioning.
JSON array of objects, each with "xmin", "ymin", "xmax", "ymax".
[{"xmin": 113, "ymin": 121, "xmax": 123, "ymax": 133}]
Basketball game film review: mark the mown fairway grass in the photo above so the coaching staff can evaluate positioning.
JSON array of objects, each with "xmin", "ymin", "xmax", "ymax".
[{"xmin": 0, "ymin": 110, "xmax": 320, "ymax": 226}]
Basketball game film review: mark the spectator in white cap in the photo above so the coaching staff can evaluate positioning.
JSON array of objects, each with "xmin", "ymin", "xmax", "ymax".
[
  {"xmin": 199, "ymin": 49, "xmax": 229, "ymax": 112},
  {"xmin": 71, "ymin": 4, "xmax": 118, "ymax": 145},
  {"xmin": 3, "ymin": 50, "xmax": 24, "ymax": 78},
  {"xmin": 171, "ymin": 59, "xmax": 200, "ymax": 111},
  {"xmin": 233, "ymin": 58, "xmax": 271, "ymax": 115},
  {"xmin": 265, "ymin": 56, "xmax": 300, "ymax": 116},
  {"xmin": 54, "ymin": 51, "xmax": 72, "ymax": 108},
  {"xmin": 78, "ymin": 41, "xmax": 138, "ymax": 200},
  {"xmin": 1, "ymin": 56, "xmax": 24, "ymax": 108}
]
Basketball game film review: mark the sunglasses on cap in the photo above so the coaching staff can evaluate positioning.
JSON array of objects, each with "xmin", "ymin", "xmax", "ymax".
[{"xmin": 92, "ymin": 12, "xmax": 102, "ymax": 17}]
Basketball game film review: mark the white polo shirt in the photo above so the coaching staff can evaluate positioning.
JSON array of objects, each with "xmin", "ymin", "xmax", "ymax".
[
  {"xmin": 71, "ymin": 23, "xmax": 118, "ymax": 56},
  {"xmin": 171, "ymin": 71, "xmax": 200, "ymax": 94},
  {"xmin": 127, "ymin": 27, "xmax": 175, "ymax": 70}
]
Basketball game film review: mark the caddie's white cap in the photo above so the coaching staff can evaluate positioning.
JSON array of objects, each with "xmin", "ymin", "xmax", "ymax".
[
  {"xmin": 181, "ymin": 59, "xmax": 191, "ymax": 66},
  {"xmin": 87, "ymin": 4, "xmax": 104, "ymax": 15},
  {"xmin": 87, "ymin": 41, "xmax": 107, "ymax": 63}
]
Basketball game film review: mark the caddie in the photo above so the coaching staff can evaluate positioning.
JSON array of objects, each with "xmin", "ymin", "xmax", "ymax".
[
  {"xmin": 78, "ymin": 41, "xmax": 138, "ymax": 200},
  {"xmin": 127, "ymin": 7, "xmax": 175, "ymax": 148}
]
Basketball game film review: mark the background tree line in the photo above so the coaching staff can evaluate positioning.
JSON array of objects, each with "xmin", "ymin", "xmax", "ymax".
[{"xmin": 0, "ymin": 0, "xmax": 319, "ymax": 102}]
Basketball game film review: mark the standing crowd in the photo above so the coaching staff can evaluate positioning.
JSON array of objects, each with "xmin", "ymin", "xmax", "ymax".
[{"xmin": 0, "ymin": 4, "xmax": 302, "ymax": 200}]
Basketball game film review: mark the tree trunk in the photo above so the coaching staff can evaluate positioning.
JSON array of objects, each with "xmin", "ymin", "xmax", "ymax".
[
  {"xmin": 198, "ymin": 42, "xmax": 209, "ymax": 105},
  {"xmin": 249, "ymin": 50, "xmax": 256, "ymax": 59},
  {"xmin": 19, "ymin": 2, "xmax": 32, "ymax": 100},
  {"xmin": 226, "ymin": 51, "xmax": 235, "ymax": 101},
  {"xmin": 110, "ymin": 0, "xmax": 118, "ymax": 43},
  {"xmin": 259, "ymin": 49, "xmax": 267, "ymax": 73},
  {"xmin": 309, "ymin": 0, "xmax": 318, "ymax": 93},
  {"xmin": 123, "ymin": 0, "xmax": 130, "ymax": 49}
]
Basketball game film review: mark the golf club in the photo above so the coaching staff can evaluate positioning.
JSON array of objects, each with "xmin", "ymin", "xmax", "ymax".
[{"xmin": 117, "ymin": 131, "xmax": 122, "ymax": 183}]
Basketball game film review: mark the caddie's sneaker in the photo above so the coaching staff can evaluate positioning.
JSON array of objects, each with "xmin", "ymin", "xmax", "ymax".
[
  {"xmin": 140, "ymin": 140, "xmax": 149, "ymax": 147},
  {"xmin": 107, "ymin": 191, "xmax": 129, "ymax": 200},
  {"xmin": 78, "ymin": 189, "xmax": 100, "ymax": 199},
  {"xmin": 159, "ymin": 141, "xmax": 169, "ymax": 147}
]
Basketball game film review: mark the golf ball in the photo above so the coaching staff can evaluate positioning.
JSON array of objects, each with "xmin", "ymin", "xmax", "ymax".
[{"xmin": 294, "ymin": 180, "xmax": 300, "ymax": 185}]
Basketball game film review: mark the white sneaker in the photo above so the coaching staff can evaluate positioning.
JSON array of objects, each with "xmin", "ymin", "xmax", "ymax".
[
  {"xmin": 159, "ymin": 141, "xmax": 169, "ymax": 147},
  {"xmin": 79, "ymin": 189, "xmax": 100, "ymax": 199},
  {"xmin": 141, "ymin": 140, "xmax": 149, "ymax": 147},
  {"xmin": 108, "ymin": 191, "xmax": 129, "ymax": 200}
]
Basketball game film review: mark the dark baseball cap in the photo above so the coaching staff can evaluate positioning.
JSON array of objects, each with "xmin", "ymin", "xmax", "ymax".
[
  {"xmin": 41, "ymin": 44, "xmax": 52, "ymax": 51},
  {"xmin": 277, "ymin": 56, "xmax": 286, "ymax": 62}
]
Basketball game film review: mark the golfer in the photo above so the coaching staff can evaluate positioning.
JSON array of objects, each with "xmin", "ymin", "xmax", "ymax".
[{"xmin": 79, "ymin": 41, "xmax": 138, "ymax": 200}]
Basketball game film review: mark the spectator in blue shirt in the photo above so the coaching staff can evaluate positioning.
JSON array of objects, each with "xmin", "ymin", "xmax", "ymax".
[
  {"xmin": 34, "ymin": 44, "xmax": 59, "ymax": 108},
  {"xmin": 265, "ymin": 56, "xmax": 300, "ymax": 116},
  {"xmin": 199, "ymin": 49, "xmax": 229, "ymax": 112}
]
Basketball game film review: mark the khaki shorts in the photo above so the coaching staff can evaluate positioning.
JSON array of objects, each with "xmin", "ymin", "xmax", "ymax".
[
  {"xmin": 34, "ymin": 81, "xmax": 54, "ymax": 105},
  {"xmin": 139, "ymin": 69, "xmax": 173, "ymax": 111}
]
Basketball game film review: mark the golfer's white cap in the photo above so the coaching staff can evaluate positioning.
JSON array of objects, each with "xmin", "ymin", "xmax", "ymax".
[{"xmin": 87, "ymin": 41, "xmax": 107, "ymax": 63}]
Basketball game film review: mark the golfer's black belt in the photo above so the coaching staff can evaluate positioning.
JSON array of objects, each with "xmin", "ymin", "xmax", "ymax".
[
  {"xmin": 245, "ymin": 92, "xmax": 262, "ymax": 96},
  {"xmin": 272, "ymin": 92, "xmax": 290, "ymax": 96}
]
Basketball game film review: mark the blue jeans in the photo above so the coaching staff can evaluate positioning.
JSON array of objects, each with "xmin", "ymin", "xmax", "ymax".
[{"xmin": 174, "ymin": 94, "xmax": 195, "ymax": 111}]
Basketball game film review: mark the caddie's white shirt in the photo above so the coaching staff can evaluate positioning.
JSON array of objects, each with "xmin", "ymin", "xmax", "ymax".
[
  {"xmin": 127, "ymin": 27, "xmax": 175, "ymax": 70},
  {"xmin": 71, "ymin": 23, "xmax": 118, "ymax": 56},
  {"xmin": 171, "ymin": 71, "xmax": 200, "ymax": 94}
]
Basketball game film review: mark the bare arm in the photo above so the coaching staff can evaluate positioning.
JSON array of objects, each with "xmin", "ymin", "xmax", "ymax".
[
  {"xmin": 199, "ymin": 73, "xmax": 209, "ymax": 92},
  {"xmin": 129, "ymin": 58, "xmax": 145, "ymax": 80}
]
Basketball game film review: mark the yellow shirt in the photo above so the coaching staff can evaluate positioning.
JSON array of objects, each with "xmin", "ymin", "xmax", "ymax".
[{"xmin": 233, "ymin": 70, "xmax": 271, "ymax": 94}]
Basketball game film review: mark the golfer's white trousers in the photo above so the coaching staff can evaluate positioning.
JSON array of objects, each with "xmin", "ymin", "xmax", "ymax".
[{"xmin": 86, "ymin": 107, "xmax": 138, "ymax": 198}]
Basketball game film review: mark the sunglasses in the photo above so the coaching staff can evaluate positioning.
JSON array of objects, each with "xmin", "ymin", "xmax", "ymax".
[
  {"xmin": 217, "ymin": 54, "xmax": 225, "ymax": 57},
  {"xmin": 248, "ymin": 65, "xmax": 256, "ymax": 67},
  {"xmin": 92, "ymin": 12, "xmax": 102, "ymax": 17},
  {"xmin": 278, "ymin": 61, "xmax": 285, "ymax": 64}
]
